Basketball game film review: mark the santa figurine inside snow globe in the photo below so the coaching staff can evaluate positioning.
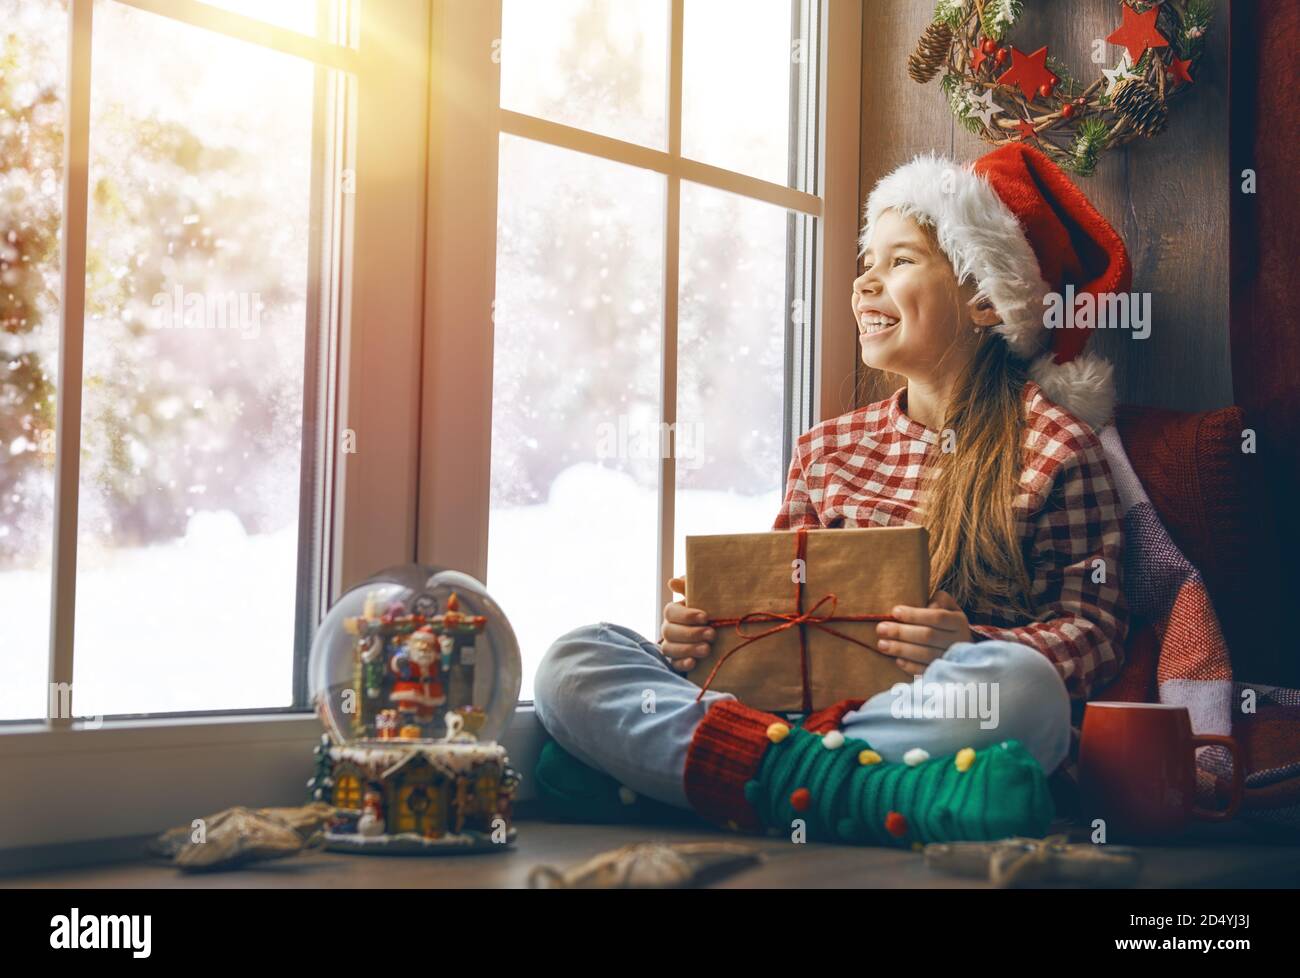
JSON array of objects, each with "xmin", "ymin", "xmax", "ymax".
[{"xmin": 307, "ymin": 565, "xmax": 522, "ymax": 853}]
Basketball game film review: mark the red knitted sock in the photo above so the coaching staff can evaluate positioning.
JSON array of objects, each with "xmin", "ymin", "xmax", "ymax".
[
  {"xmin": 683, "ymin": 697, "xmax": 866, "ymax": 834},
  {"xmin": 801, "ymin": 698, "xmax": 867, "ymax": 735}
]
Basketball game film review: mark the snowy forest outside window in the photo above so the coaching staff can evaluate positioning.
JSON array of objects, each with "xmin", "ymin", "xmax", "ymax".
[
  {"xmin": 487, "ymin": 0, "xmax": 822, "ymax": 699},
  {"xmin": 1, "ymin": 0, "xmax": 355, "ymax": 722}
]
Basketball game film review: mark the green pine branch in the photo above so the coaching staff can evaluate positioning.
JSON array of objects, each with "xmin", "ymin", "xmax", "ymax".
[
  {"xmin": 933, "ymin": 0, "xmax": 969, "ymax": 32},
  {"xmin": 941, "ymin": 73, "xmax": 984, "ymax": 135},
  {"xmin": 1178, "ymin": 0, "xmax": 1215, "ymax": 59},
  {"xmin": 1063, "ymin": 117, "xmax": 1109, "ymax": 177},
  {"xmin": 980, "ymin": 0, "xmax": 1023, "ymax": 42}
]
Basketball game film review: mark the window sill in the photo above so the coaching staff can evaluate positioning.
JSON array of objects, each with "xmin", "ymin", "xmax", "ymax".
[
  {"xmin": 0, "ymin": 711, "xmax": 321, "ymax": 757},
  {"xmin": 0, "ymin": 704, "xmax": 547, "ymax": 855}
]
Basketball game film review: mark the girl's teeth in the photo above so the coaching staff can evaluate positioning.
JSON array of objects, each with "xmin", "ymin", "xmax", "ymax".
[{"xmin": 860, "ymin": 313, "xmax": 899, "ymax": 334}]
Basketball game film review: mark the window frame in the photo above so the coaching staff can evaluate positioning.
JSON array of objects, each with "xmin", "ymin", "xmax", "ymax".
[
  {"xmin": 0, "ymin": 0, "xmax": 430, "ymax": 855},
  {"xmin": 418, "ymin": 0, "xmax": 863, "ymax": 672},
  {"xmin": 0, "ymin": 0, "xmax": 862, "ymax": 860}
]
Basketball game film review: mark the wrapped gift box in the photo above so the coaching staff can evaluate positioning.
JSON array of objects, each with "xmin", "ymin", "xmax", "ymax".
[{"xmin": 684, "ymin": 525, "xmax": 929, "ymax": 713}]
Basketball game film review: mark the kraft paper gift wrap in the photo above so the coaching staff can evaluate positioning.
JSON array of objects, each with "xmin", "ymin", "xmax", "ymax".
[{"xmin": 684, "ymin": 526, "xmax": 929, "ymax": 713}]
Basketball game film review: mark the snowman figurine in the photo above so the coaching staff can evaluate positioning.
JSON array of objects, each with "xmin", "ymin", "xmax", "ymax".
[
  {"xmin": 442, "ymin": 710, "xmax": 476, "ymax": 744},
  {"xmin": 357, "ymin": 790, "xmax": 385, "ymax": 837}
]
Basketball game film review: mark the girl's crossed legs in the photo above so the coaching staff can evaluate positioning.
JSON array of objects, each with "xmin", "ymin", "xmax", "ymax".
[{"xmin": 532, "ymin": 621, "xmax": 1071, "ymax": 810}]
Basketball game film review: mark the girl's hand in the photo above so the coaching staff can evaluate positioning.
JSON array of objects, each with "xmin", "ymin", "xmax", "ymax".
[
  {"xmin": 659, "ymin": 576, "xmax": 715, "ymax": 674},
  {"xmin": 875, "ymin": 590, "xmax": 972, "ymax": 676}
]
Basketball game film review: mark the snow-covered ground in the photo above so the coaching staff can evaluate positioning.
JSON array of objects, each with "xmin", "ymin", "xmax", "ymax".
[
  {"xmin": 1, "ymin": 512, "xmax": 300, "ymax": 721},
  {"xmin": 1, "ymin": 465, "xmax": 778, "ymax": 719},
  {"xmin": 489, "ymin": 462, "xmax": 779, "ymax": 700}
]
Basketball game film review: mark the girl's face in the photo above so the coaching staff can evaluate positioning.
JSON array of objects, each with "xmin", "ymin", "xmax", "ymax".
[{"xmin": 852, "ymin": 208, "xmax": 989, "ymax": 384}]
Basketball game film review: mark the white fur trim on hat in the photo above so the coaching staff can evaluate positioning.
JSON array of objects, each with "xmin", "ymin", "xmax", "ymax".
[
  {"xmin": 861, "ymin": 151, "xmax": 1050, "ymax": 360},
  {"xmin": 1028, "ymin": 350, "xmax": 1117, "ymax": 430}
]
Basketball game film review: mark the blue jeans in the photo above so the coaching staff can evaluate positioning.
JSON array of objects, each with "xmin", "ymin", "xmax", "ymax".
[{"xmin": 533, "ymin": 621, "xmax": 1072, "ymax": 810}]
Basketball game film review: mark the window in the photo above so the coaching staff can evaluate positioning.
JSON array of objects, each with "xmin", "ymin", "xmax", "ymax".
[
  {"xmin": 1, "ymin": 0, "xmax": 433, "ymax": 856},
  {"xmin": 1, "ymin": 0, "xmax": 67, "ymax": 723},
  {"xmin": 422, "ymin": 0, "xmax": 861, "ymax": 702},
  {"xmin": 2, "ymin": 0, "xmax": 860, "ymax": 855},
  {"xmin": 75, "ymin": 4, "xmax": 321, "ymax": 717},
  {"xmin": 492, "ymin": 0, "xmax": 821, "ymax": 699},
  {"xmin": 0, "ymin": 0, "xmax": 360, "ymax": 724}
]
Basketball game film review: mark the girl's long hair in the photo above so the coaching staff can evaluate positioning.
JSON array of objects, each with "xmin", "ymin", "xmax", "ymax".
[{"xmin": 908, "ymin": 218, "xmax": 1036, "ymax": 619}]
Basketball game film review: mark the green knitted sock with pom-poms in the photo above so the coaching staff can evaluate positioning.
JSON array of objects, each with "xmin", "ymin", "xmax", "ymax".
[
  {"xmin": 743, "ymin": 725, "xmax": 867, "ymax": 840},
  {"xmin": 742, "ymin": 722, "xmax": 1055, "ymax": 847}
]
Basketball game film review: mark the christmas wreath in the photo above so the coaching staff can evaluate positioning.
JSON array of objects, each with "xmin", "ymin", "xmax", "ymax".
[{"xmin": 908, "ymin": 0, "xmax": 1213, "ymax": 175}]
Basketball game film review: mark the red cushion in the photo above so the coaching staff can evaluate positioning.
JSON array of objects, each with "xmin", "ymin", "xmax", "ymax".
[
  {"xmin": 1102, "ymin": 623, "xmax": 1159, "ymax": 702},
  {"xmin": 1112, "ymin": 404, "xmax": 1286, "ymax": 685}
]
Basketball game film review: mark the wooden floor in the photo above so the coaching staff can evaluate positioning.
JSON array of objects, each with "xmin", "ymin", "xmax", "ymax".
[{"xmin": 8, "ymin": 818, "xmax": 1300, "ymax": 888}]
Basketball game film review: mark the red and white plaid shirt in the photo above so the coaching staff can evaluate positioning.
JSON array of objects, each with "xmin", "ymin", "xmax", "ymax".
[{"xmin": 772, "ymin": 380, "xmax": 1128, "ymax": 701}]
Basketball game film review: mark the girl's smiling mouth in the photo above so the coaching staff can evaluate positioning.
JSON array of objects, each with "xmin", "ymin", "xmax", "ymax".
[{"xmin": 858, "ymin": 310, "xmax": 900, "ymax": 338}]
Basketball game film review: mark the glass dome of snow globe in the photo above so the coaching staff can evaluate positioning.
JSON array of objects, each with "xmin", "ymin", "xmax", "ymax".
[{"xmin": 309, "ymin": 565, "xmax": 521, "ymax": 747}]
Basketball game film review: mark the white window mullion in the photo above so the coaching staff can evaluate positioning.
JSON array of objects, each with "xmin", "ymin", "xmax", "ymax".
[
  {"xmin": 296, "ymin": 11, "xmax": 360, "ymax": 704},
  {"xmin": 498, "ymin": 110, "xmax": 821, "ymax": 219},
  {"xmin": 655, "ymin": 0, "xmax": 686, "ymax": 625},
  {"xmin": 46, "ymin": 0, "xmax": 95, "ymax": 731},
  {"xmin": 320, "ymin": 71, "xmax": 357, "ymax": 614},
  {"xmin": 112, "ymin": 0, "xmax": 360, "ymax": 74},
  {"xmin": 812, "ymin": 0, "xmax": 862, "ymax": 425},
  {"xmin": 417, "ymin": 0, "xmax": 502, "ymax": 581},
  {"xmin": 784, "ymin": 0, "xmax": 821, "ymax": 475},
  {"xmin": 334, "ymin": 0, "xmax": 429, "ymax": 589}
]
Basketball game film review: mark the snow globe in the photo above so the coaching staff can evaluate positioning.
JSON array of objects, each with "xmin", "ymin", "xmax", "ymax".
[{"xmin": 307, "ymin": 565, "xmax": 522, "ymax": 853}]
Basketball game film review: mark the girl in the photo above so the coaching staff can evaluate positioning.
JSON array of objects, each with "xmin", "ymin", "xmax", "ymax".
[{"xmin": 533, "ymin": 143, "xmax": 1130, "ymax": 843}]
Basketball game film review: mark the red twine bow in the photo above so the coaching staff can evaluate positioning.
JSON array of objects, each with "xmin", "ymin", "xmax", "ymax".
[{"xmin": 694, "ymin": 526, "xmax": 899, "ymax": 713}]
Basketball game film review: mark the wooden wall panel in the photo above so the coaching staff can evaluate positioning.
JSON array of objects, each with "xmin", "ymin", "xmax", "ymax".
[
  {"xmin": 855, "ymin": 0, "xmax": 1231, "ymax": 415},
  {"xmin": 855, "ymin": 0, "xmax": 949, "ymax": 408}
]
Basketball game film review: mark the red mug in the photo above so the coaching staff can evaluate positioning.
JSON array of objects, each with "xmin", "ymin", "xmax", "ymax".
[{"xmin": 1078, "ymin": 702, "xmax": 1244, "ymax": 841}]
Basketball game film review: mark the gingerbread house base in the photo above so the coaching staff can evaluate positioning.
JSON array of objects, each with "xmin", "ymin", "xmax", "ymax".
[{"xmin": 322, "ymin": 741, "xmax": 519, "ymax": 854}]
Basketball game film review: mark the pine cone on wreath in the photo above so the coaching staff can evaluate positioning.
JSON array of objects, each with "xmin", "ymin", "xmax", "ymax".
[
  {"xmin": 1111, "ymin": 77, "xmax": 1168, "ymax": 138},
  {"xmin": 908, "ymin": 21, "xmax": 953, "ymax": 84}
]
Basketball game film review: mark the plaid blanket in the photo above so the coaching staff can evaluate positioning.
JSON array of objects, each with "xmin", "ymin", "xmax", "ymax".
[{"xmin": 1089, "ymin": 427, "xmax": 1300, "ymax": 834}]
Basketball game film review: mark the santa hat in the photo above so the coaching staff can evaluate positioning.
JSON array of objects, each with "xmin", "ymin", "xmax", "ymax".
[{"xmin": 860, "ymin": 142, "xmax": 1131, "ymax": 429}]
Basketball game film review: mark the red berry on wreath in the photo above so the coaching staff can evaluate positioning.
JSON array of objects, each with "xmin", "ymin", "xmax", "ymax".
[
  {"xmin": 1061, "ymin": 103, "xmax": 1076, "ymax": 119},
  {"xmin": 1038, "ymin": 82, "xmax": 1054, "ymax": 98},
  {"xmin": 981, "ymin": 38, "xmax": 996, "ymax": 55},
  {"xmin": 995, "ymin": 47, "xmax": 1008, "ymax": 65}
]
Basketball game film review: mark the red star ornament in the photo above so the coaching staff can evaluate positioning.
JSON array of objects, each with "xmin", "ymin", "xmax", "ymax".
[
  {"xmin": 1014, "ymin": 118, "xmax": 1039, "ymax": 141},
  {"xmin": 971, "ymin": 43, "xmax": 989, "ymax": 72},
  {"xmin": 1168, "ymin": 55, "xmax": 1194, "ymax": 85},
  {"xmin": 1106, "ymin": 3, "xmax": 1169, "ymax": 62},
  {"xmin": 996, "ymin": 45, "xmax": 1056, "ymax": 100}
]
